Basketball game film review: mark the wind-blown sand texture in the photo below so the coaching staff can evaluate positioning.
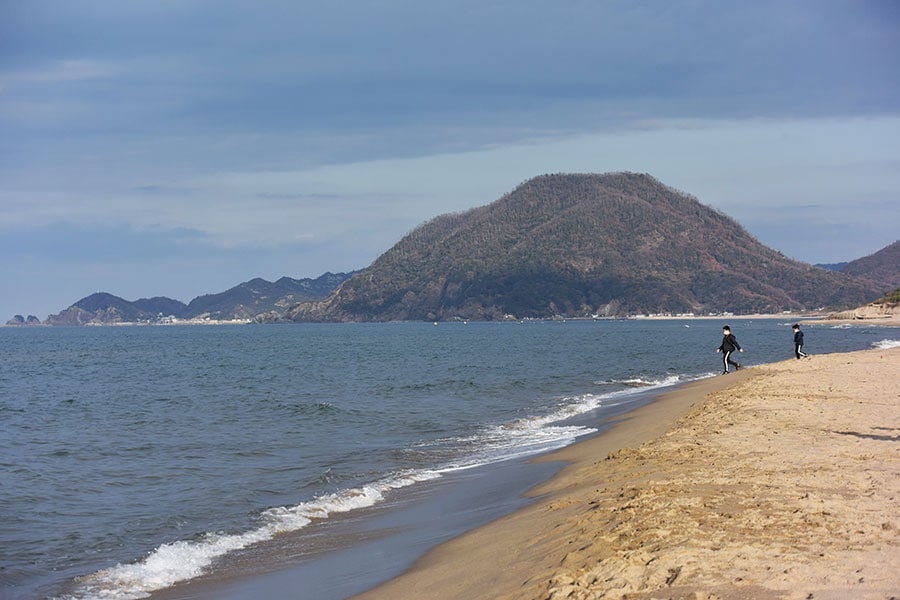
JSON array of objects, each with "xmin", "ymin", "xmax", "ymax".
[{"xmin": 355, "ymin": 348, "xmax": 899, "ymax": 600}]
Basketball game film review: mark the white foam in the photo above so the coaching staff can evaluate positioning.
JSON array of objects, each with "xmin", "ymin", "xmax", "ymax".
[
  {"xmin": 262, "ymin": 469, "xmax": 442, "ymax": 533},
  {"xmin": 602, "ymin": 374, "xmax": 684, "ymax": 388},
  {"xmin": 423, "ymin": 374, "xmax": 696, "ymax": 471},
  {"xmin": 872, "ymin": 339, "xmax": 900, "ymax": 349},
  {"xmin": 71, "ymin": 529, "xmax": 272, "ymax": 600},
  {"xmin": 67, "ymin": 471, "xmax": 442, "ymax": 600},
  {"xmin": 64, "ymin": 372, "xmax": 697, "ymax": 599}
]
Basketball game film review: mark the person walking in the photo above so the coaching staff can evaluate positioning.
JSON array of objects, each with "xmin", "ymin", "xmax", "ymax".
[
  {"xmin": 792, "ymin": 324, "xmax": 809, "ymax": 359},
  {"xmin": 716, "ymin": 325, "xmax": 743, "ymax": 374}
]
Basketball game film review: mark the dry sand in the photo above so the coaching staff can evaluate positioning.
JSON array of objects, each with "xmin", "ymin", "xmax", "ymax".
[{"xmin": 354, "ymin": 347, "xmax": 900, "ymax": 600}]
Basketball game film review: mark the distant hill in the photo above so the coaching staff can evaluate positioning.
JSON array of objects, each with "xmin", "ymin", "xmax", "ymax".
[
  {"xmin": 839, "ymin": 240, "xmax": 900, "ymax": 290},
  {"xmin": 814, "ymin": 262, "xmax": 848, "ymax": 272},
  {"xmin": 44, "ymin": 293, "xmax": 189, "ymax": 326},
  {"xmin": 44, "ymin": 272, "xmax": 355, "ymax": 325},
  {"xmin": 5, "ymin": 315, "xmax": 42, "ymax": 326},
  {"xmin": 286, "ymin": 173, "xmax": 883, "ymax": 322},
  {"xmin": 186, "ymin": 273, "xmax": 353, "ymax": 320}
]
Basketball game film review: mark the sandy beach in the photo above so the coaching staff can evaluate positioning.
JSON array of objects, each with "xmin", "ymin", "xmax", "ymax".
[{"xmin": 354, "ymin": 347, "xmax": 900, "ymax": 600}]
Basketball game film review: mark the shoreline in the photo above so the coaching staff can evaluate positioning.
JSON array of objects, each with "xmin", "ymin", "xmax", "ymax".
[
  {"xmin": 143, "ymin": 376, "xmax": 740, "ymax": 600},
  {"xmin": 353, "ymin": 347, "xmax": 900, "ymax": 599},
  {"xmin": 8, "ymin": 310, "xmax": 898, "ymax": 329},
  {"xmin": 13, "ymin": 324, "xmax": 897, "ymax": 599},
  {"xmin": 350, "ymin": 370, "xmax": 755, "ymax": 600},
  {"xmin": 801, "ymin": 315, "xmax": 900, "ymax": 327},
  {"xmin": 64, "ymin": 340, "xmax": 899, "ymax": 599},
  {"xmin": 143, "ymin": 378, "xmax": 686, "ymax": 600}
]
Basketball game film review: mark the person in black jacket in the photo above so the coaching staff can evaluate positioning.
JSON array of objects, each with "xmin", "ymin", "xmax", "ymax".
[
  {"xmin": 792, "ymin": 324, "xmax": 809, "ymax": 359},
  {"xmin": 716, "ymin": 325, "xmax": 743, "ymax": 374}
]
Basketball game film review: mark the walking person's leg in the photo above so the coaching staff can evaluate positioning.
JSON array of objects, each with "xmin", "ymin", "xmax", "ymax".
[{"xmin": 722, "ymin": 350, "xmax": 731, "ymax": 373}]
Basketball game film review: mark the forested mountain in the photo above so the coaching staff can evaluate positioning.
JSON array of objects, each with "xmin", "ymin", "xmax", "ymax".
[
  {"xmin": 840, "ymin": 240, "xmax": 900, "ymax": 290},
  {"xmin": 814, "ymin": 262, "xmax": 848, "ymax": 272},
  {"xmin": 43, "ymin": 272, "xmax": 355, "ymax": 325},
  {"xmin": 44, "ymin": 293, "xmax": 189, "ymax": 325},
  {"xmin": 286, "ymin": 173, "xmax": 883, "ymax": 322},
  {"xmin": 186, "ymin": 273, "xmax": 353, "ymax": 320}
]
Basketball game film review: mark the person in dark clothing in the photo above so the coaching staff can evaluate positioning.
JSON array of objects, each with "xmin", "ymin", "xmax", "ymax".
[
  {"xmin": 716, "ymin": 325, "xmax": 743, "ymax": 374},
  {"xmin": 792, "ymin": 324, "xmax": 809, "ymax": 359}
]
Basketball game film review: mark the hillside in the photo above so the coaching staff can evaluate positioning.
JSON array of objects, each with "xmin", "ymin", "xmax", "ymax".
[
  {"xmin": 827, "ymin": 287, "xmax": 900, "ymax": 322},
  {"xmin": 44, "ymin": 293, "xmax": 189, "ymax": 326},
  {"xmin": 840, "ymin": 240, "xmax": 900, "ymax": 290},
  {"xmin": 814, "ymin": 262, "xmax": 848, "ymax": 272},
  {"xmin": 287, "ymin": 173, "xmax": 882, "ymax": 322},
  {"xmin": 44, "ymin": 272, "xmax": 355, "ymax": 325},
  {"xmin": 186, "ymin": 273, "xmax": 353, "ymax": 320}
]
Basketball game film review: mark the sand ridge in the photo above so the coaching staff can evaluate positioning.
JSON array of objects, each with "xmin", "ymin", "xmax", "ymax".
[{"xmin": 355, "ymin": 348, "xmax": 899, "ymax": 600}]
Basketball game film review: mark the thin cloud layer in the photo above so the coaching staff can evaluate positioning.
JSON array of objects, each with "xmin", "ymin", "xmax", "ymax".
[{"xmin": 1, "ymin": 1, "xmax": 899, "ymax": 319}]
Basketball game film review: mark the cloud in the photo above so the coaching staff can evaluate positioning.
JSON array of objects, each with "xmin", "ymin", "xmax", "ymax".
[
  {"xmin": 0, "ymin": 223, "xmax": 209, "ymax": 260},
  {"xmin": 3, "ymin": 114, "xmax": 899, "ymax": 260},
  {"xmin": 0, "ymin": 59, "xmax": 116, "ymax": 87},
  {"xmin": 1, "ymin": 1, "xmax": 899, "ymax": 319},
  {"xmin": 255, "ymin": 192, "xmax": 341, "ymax": 201},
  {"xmin": 4, "ymin": 2, "xmax": 898, "ymax": 156},
  {"xmin": 4, "ymin": 1, "xmax": 898, "ymax": 192}
]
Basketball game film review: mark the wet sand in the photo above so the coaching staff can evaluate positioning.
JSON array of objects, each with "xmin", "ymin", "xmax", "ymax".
[
  {"xmin": 354, "ymin": 347, "xmax": 900, "ymax": 600},
  {"xmin": 147, "ymin": 381, "xmax": 674, "ymax": 600}
]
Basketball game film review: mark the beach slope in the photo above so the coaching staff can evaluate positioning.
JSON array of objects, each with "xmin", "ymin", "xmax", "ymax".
[{"xmin": 355, "ymin": 347, "xmax": 900, "ymax": 600}]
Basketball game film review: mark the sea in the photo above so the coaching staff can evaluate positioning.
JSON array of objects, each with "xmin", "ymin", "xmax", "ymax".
[{"xmin": 2, "ymin": 318, "xmax": 898, "ymax": 600}]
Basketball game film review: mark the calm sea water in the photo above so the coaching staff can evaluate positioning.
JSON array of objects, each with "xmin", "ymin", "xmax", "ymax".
[{"xmin": 2, "ymin": 319, "xmax": 897, "ymax": 599}]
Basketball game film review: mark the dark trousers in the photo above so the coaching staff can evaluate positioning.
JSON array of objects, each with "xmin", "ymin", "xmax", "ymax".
[
  {"xmin": 722, "ymin": 350, "xmax": 740, "ymax": 372},
  {"xmin": 795, "ymin": 344, "xmax": 808, "ymax": 359}
]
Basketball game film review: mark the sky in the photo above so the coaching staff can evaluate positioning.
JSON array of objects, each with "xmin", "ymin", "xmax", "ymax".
[{"xmin": 2, "ymin": 1, "xmax": 899, "ymax": 320}]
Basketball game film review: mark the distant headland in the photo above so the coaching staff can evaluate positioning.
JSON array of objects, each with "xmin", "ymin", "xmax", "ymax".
[{"xmin": 6, "ymin": 173, "xmax": 898, "ymax": 326}]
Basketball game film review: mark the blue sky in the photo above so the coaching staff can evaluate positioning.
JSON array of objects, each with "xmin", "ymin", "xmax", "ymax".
[{"xmin": 2, "ymin": 1, "xmax": 899, "ymax": 320}]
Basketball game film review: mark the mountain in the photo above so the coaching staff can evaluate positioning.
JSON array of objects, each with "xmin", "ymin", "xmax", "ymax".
[
  {"xmin": 814, "ymin": 262, "xmax": 848, "ymax": 272},
  {"xmin": 45, "ymin": 293, "xmax": 189, "ymax": 326},
  {"xmin": 44, "ymin": 272, "xmax": 355, "ymax": 325},
  {"xmin": 5, "ymin": 315, "xmax": 42, "ymax": 326},
  {"xmin": 286, "ymin": 173, "xmax": 883, "ymax": 322},
  {"xmin": 186, "ymin": 273, "xmax": 353, "ymax": 320},
  {"xmin": 839, "ymin": 240, "xmax": 900, "ymax": 290}
]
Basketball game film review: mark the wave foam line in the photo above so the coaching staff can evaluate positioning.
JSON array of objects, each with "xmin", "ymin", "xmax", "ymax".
[
  {"xmin": 599, "ymin": 374, "xmax": 684, "ymax": 388},
  {"xmin": 420, "ymin": 373, "xmax": 696, "ymax": 472},
  {"xmin": 66, "ymin": 471, "xmax": 441, "ymax": 600},
  {"xmin": 64, "ymin": 372, "xmax": 698, "ymax": 599},
  {"xmin": 873, "ymin": 339, "xmax": 900, "ymax": 349}
]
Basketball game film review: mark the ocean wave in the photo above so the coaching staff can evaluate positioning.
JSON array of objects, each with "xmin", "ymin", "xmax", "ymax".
[
  {"xmin": 598, "ymin": 374, "xmax": 684, "ymax": 388},
  {"xmin": 66, "ymin": 470, "xmax": 443, "ymax": 600},
  {"xmin": 62, "ymin": 374, "xmax": 696, "ymax": 600},
  {"xmin": 872, "ymin": 339, "xmax": 900, "ymax": 349},
  {"xmin": 70, "ymin": 529, "xmax": 271, "ymax": 600},
  {"xmin": 420, "ymin": 374, "xmax": 695, "ymax": 470}
]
